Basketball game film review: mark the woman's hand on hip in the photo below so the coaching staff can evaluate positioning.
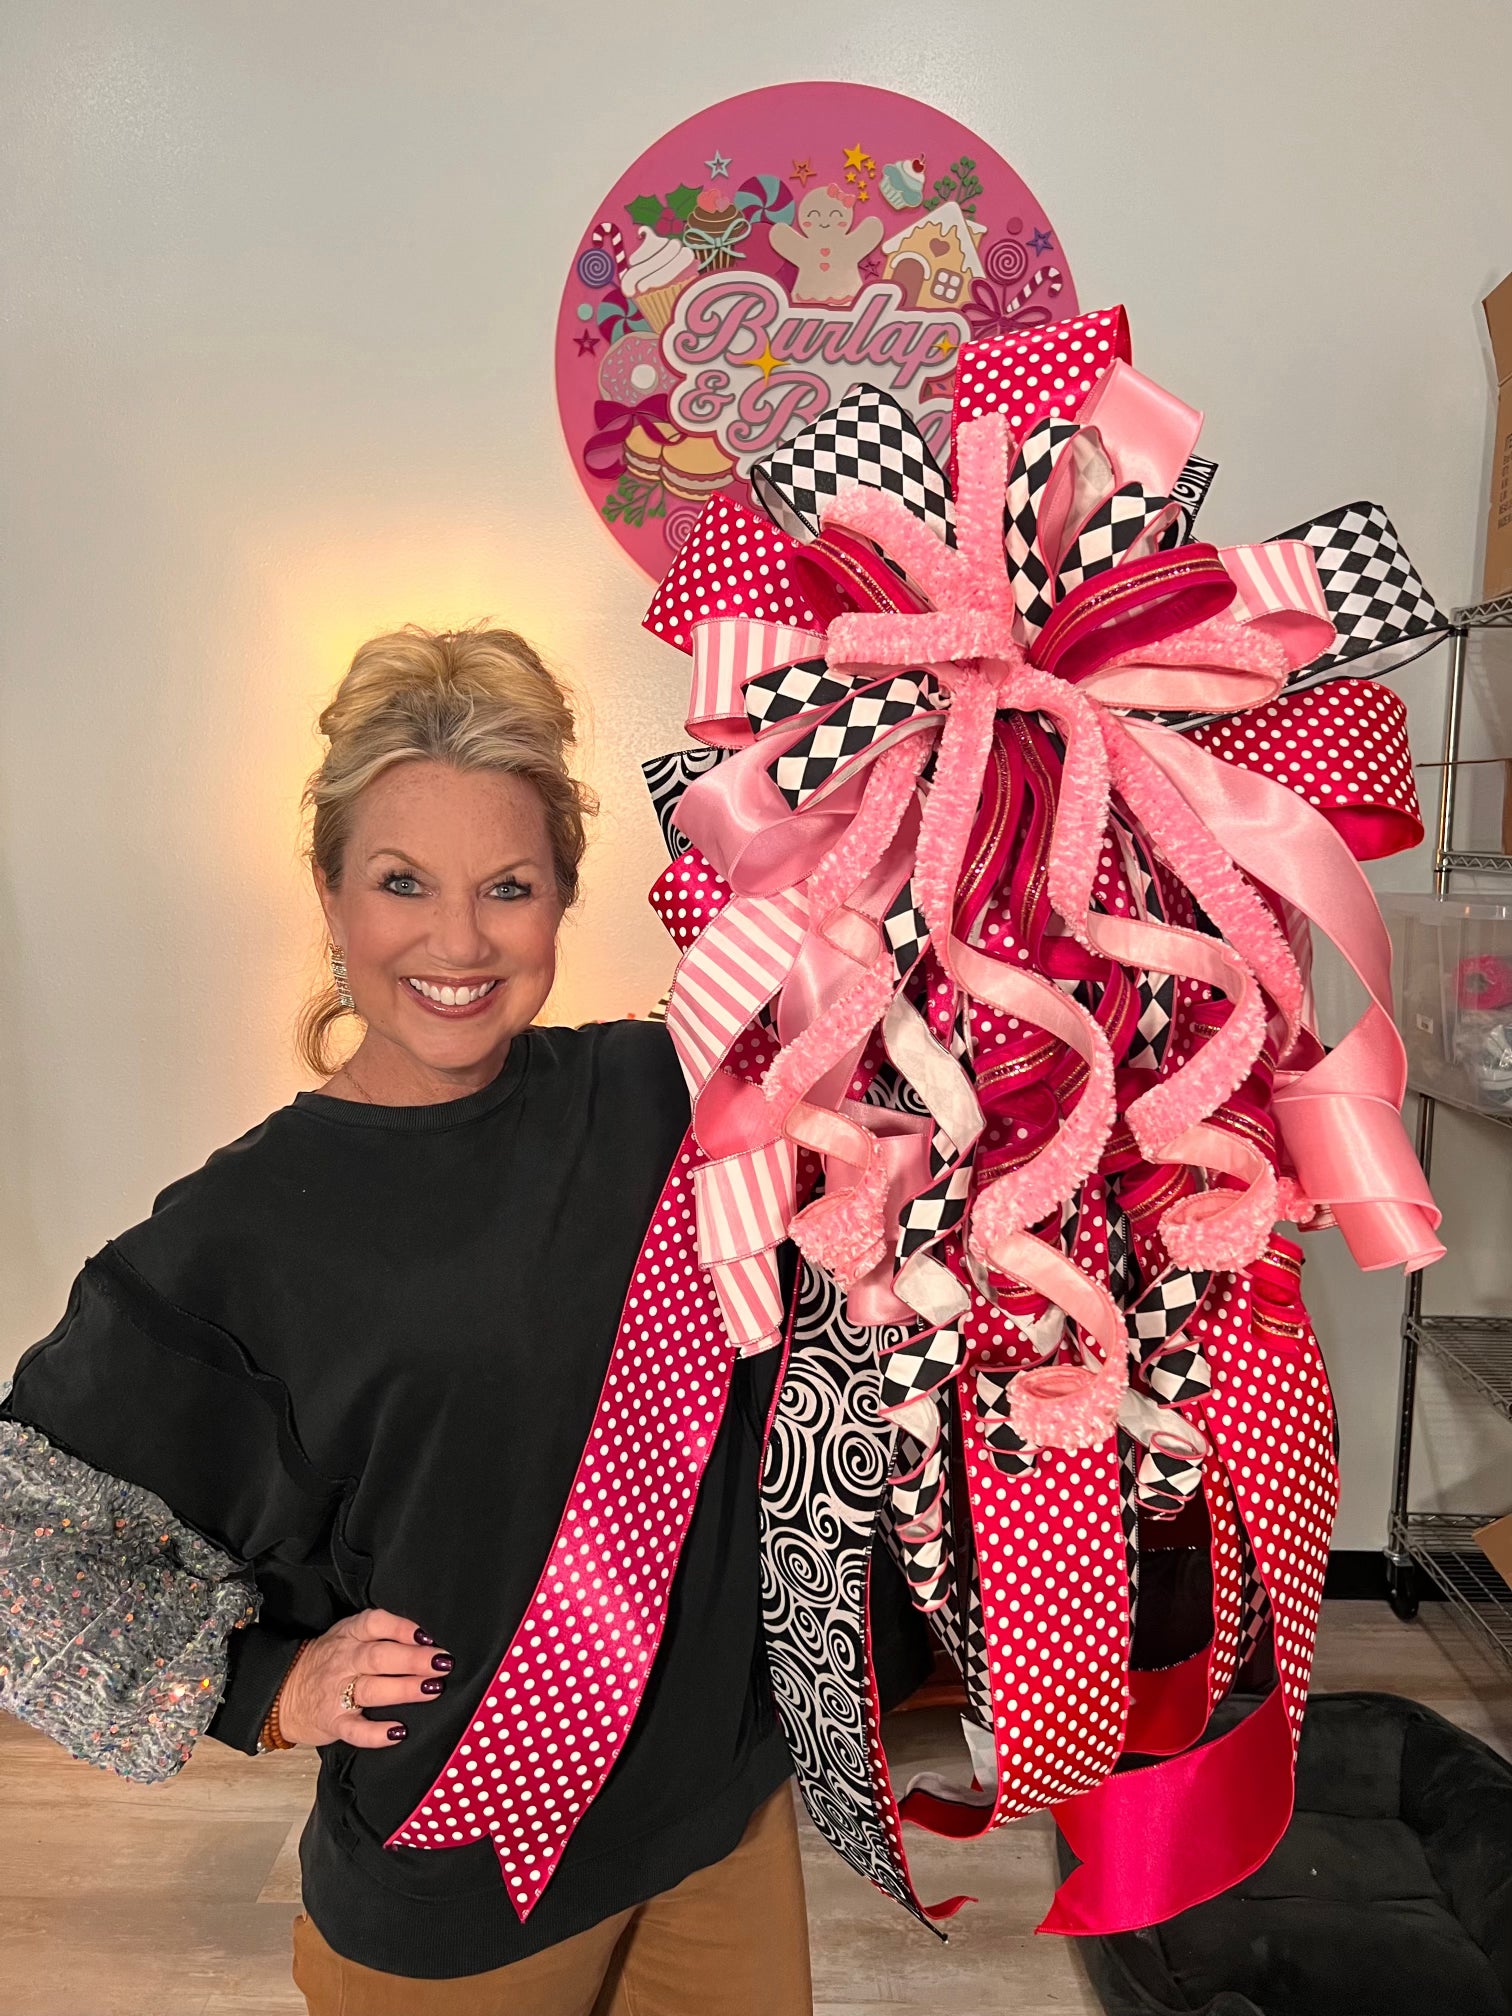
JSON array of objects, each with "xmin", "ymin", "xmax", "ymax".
[{"xmin": 278, "ymin": 1609, "xmax": 452, "ymax": 1749}]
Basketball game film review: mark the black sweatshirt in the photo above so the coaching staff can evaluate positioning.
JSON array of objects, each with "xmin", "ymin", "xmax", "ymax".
[{"xmin": 3, "ymin": 1022, "xmax": 791, "ymax": 1977}]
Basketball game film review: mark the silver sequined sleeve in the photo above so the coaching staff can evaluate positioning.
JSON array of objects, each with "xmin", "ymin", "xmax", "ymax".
[{"xmin": 0, "ymin": 1408, "xmax": 259, "ymax": 1782}]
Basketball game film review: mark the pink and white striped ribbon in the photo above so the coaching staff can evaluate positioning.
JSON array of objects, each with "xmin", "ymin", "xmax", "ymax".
[
  {"xmin": 696, "ymin": 1137, "xmax": 797, "ymax": 1354},
  {"xmin": 688, "ymin": 618, "xmax": 828, "ymax": 744},
  {"xmin": 665, "ymin": 888, "xmax": 808, "ymax": 1093}
]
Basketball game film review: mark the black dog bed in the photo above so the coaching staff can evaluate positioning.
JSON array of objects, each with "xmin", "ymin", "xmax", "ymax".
[{"xmin": 1064, "ymin": 1692, "xmax": 1512, "ymax": 2016}]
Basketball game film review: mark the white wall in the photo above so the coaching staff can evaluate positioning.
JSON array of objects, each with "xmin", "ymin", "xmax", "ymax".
[{"xmin": 4, "ymin": 0, "xmax": 1512, "ymax": 1544}]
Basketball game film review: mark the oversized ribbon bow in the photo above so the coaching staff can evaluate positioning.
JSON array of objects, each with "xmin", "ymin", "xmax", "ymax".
[
  {"xmin": 661, "ymin": 343, "xmax": 1441, "ymax": 1470},
  {"xmin": 385, "ymin": 311, "xmax": 1444, "ymax": 1939}
]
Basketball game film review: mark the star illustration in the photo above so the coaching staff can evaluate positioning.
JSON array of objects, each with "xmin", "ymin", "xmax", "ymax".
[
  {"xmin": 705, "ymin": 149, "xmax": 731, "ymax": 179},
  {"xmin": 744, "ymin": 340, "xmax": 783, "ymax": 382},
  {"xmin": 1029, "ymin": 226, "xmax": 1054, "ymax": 255},
  {"xmin": 842, "ymin": 142, "xmax": 874, "ymax": 173},
  {"xmin": 791, "ymin": 157, "xmax": 813, "ymax": 185},
  {"xmin": 574, "ymin": 329, "xmax": 600, "ymax": 356},
  {"xmin": 860, "ymin": 250, "xmax": 883, "ymax": 280}
]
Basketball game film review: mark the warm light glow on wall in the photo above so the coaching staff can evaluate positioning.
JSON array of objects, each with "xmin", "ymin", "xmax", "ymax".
[{"xmin": 208, "ymin": 505, "xmax": 678, "ymax": 1075}]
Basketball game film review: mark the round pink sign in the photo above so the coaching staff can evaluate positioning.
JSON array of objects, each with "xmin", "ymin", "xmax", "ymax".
[{"xmin": 556, "ymin": 82, "xmax": 1078, "ymax": 578}]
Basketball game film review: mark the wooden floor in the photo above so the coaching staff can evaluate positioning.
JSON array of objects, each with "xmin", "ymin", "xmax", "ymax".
[{"xmin": 2, "ymin": 1603, "xmax": 1508, "ymax": 2016}]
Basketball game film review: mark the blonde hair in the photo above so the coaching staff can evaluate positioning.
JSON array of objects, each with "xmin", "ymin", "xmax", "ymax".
[{"xmin": 297, "ymin": 624, "xmax": 595, "ymax": 1076}]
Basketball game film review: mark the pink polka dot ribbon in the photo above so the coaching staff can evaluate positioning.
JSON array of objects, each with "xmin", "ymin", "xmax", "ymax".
[
  {"xmin": 1191, "ymin": 677, "xmax": 1424, "ymax": 862},
  {"xmin": 385, "ymin": 1134, "xmax": 736, "ymax": 1921}
]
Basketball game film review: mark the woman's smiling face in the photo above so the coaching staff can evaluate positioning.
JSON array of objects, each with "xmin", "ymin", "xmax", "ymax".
[{"xmin": 317, "ymin": 759, "xmax": 562, "ymax": 1096}]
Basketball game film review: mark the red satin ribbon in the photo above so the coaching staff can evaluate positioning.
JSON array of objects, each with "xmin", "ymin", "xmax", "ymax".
[{"xmin": 1044, "ymin": 1685, "xmax": 1295, "ymax": 1934}]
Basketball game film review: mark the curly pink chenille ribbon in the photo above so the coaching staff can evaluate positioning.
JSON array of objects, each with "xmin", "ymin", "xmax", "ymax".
[
  {"xmin": 672, "ymin": 402, "xmax": 1438, "ymax": 1452},
  {"xmin": 760, "ymin": 412, "xmax": 1287, "ymax": 1447}
]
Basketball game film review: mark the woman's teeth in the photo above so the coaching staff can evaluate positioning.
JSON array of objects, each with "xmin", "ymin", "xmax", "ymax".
[{"xmin": 405, "ymin": 978, "xmax": 498, "ymax": 1007}]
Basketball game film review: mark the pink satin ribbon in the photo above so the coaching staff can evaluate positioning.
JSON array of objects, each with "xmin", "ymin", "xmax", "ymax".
[{"xmin": 1126, "ymin": 722, "xmax": 1443, "ymax": 1273}]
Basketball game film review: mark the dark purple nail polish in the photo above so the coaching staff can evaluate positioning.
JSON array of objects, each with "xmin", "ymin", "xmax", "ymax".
[
  {"xmin": 413, "ymin": 1629, "xmax": 436, "ymax": 1646},
  {"xmin": 421, "ymin": 1678, "xmax": 445, "ymax": 1695},
  {"xmin": 431, "ymin": 1653, "xmax": 453, "ymax": 1673},
  {"xmin": 387, "ymin": 1724, "xmax": 408, "ymax": 1742}
]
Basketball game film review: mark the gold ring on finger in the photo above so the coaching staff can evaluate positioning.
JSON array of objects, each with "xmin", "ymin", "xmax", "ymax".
[{"xmin": 341, "ymin": 1679, "xmax": 359, "ymax": 1715}]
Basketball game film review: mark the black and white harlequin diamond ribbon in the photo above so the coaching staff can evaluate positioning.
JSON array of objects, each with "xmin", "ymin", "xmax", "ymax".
[
  {"xmin": 1005, "ymin": 418, "xmax": 1178, "ymax": 642},
  {"xmin": 740, "ymin": 651, "xmax": 944, "ymax": 819},
  {"xmin": 1145, "ymin": 499, "xmax": 1449, "ymax": 729},
  {"xmin": 748, "ymin": 385, "xmax": 956, "ymax": 550},
  {"xmin": 741, "ymin": 655, "xmax": 854, "ymax": 735},
  {"xmin": 973, "ymin": 1370, "xmax": 1037, "ymax": 1479},
  {"xmin": 889, "ymin": 1421, "xmax": 951, "ymax": 1612},
  {"xmin": 770, "ymin": 672, "xmax": 942, "ymax": 813},
  {"xmin": 1117, "ymin": 1429, "xmax": 1142, "ymax": 1626},
  {"xmin": 1111, "ymin": 817, "xmax": 1178, "ymax": 1075},
  {"xmin": 1122, "ymin": 1265, "xmax": 1214, "ymax": 1511},
  {"xmin": 866, "ymin": 993, "xmax": 986, "ymax": 1607},
  {"xmin": 1269, "ymin": 500, "xmax": 1447, "ymax": 686},
  {"xmin": 1127, "ymin": 1266, "xmax": 1214, "ymax": 1405},
  {"xmin": 1055, "ymin": 482, "xmax": 1181, "ymax": 600}
]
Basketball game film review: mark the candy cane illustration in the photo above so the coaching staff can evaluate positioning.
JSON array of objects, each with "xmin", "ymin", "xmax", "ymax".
[
  {"xmin": 593, "ymin": 218, "xmax": 628, "ymax": 274},
  {"xmin": 998, "ymin": 262, "xmax": 1065, "ymax": 321},
  {"xmin": 576, "ymin": 219, "xmax": 628, "ymax": 290}
]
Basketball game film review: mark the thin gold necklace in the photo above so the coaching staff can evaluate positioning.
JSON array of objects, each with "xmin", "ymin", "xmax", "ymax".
[{"xmin": 338, "ymin": 1059, "xmax": 377, "ymax": 1105}]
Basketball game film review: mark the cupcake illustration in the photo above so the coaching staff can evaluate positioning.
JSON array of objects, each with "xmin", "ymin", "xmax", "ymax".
[
  {"xmin": 687, "ymin": 185, "xmax": 751, "ymax": 271},
  {"xmin": 622, "ymin": 225, "xmax": 699, "ymax": 333},
  {"xmin": 880, "ymin": 157, "xmax": 927, "ymax": 210}
]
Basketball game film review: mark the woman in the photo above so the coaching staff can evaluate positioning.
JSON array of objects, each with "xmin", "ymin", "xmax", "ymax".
[{"xmin": 0, "ymin": 627, "xmax": 812, "ymax": 2013}]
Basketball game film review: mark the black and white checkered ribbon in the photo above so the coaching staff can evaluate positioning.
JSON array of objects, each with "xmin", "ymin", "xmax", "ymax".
[
  {"xmin": 749, "ymin": 386, "xmax": 956, "ymax": 549},
  {"xmin": 770, "ymin": 672, "xmax": 941, "ymax": 812},
  {"xmin": 1154, "ymin": 499, "xmax": 1449, "ymax": 730}
]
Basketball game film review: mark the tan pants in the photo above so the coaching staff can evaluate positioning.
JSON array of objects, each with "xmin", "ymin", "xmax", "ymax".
[{"xmin": 292, "ymin": 1787, "xmax": 812, "ymax": 2016}]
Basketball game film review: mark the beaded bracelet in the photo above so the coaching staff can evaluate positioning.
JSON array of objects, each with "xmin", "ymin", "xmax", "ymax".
[{"xmin": 258, "ymin": 1640, "xmax": 311, "ymax": 1753}]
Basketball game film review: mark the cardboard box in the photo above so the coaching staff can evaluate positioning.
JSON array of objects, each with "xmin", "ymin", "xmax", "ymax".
[
  {"xmin": 1483, "ymin": 273, "xmax": 1512, "ymax": 602},
  {"xmin": 1476, "ymin": 1511, "xmax": 1512, "ymax": 1594}
]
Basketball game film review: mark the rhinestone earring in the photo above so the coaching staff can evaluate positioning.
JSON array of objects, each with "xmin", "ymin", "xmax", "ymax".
[{"xmin": 330, "ymin": 946, "xmax": 354, "ymax": 1012}]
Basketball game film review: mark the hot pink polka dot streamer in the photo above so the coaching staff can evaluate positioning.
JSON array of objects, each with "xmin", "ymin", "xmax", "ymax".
[
  {"xmin": 1190, "ymin": 678, "xmax": 1423, "ymax": 860},
  {"xmin": 643, "ymin": 495, "xmax": 834, "ymax": 655},
  {"xmin": 1202, "ymin": 1460, "xmax": 1246, "ymax": 1709},
  {"xmin": 387, "ymin": 1140, "xmax": 736, "ymax": 1920},
  {"xmin": 1194, "ymin": 1274, "xmax": 1338, "ymax": 1737},
  {"xmin": 649, "ymin": 846, "xmax": 734, "ymax": 951},
  {"xmin": 950, "ymin": 306, "xmax": 1132, "ymax": 447},
  {"xmin": 958, "ymin": 1414, "xmax": 1131, "ymax": 1821}
]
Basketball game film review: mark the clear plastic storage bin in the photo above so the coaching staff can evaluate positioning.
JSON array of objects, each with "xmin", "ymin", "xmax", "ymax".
[{"xmin": 1382, "ymin": 892, "xmax": 1512, "ymax": 1116}]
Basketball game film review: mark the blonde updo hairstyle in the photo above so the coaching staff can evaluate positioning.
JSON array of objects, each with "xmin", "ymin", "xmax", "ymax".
[{"xmin": 297, "ymin": 625, "xmax": 595, "ymax": 1076}]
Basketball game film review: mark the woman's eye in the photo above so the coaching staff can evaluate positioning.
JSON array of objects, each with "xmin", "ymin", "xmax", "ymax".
[
  {"xmin": 381, "ymin": 873, "xmax": 422, "ymax": 896},
  {"xmin": 489, "ymin": 879, "xmax": 531, "ymax": 902}
]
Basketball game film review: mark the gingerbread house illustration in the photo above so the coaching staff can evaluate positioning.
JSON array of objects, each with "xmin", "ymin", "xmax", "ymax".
[{"xmin": 881, "ymin": 199, "xmax": 987, "ymax": 312}]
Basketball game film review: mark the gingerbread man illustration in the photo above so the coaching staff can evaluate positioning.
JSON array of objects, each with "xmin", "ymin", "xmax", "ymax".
[{"xmin": 769, "ymin": 183, "xmax": 884, "ymax": 307}]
